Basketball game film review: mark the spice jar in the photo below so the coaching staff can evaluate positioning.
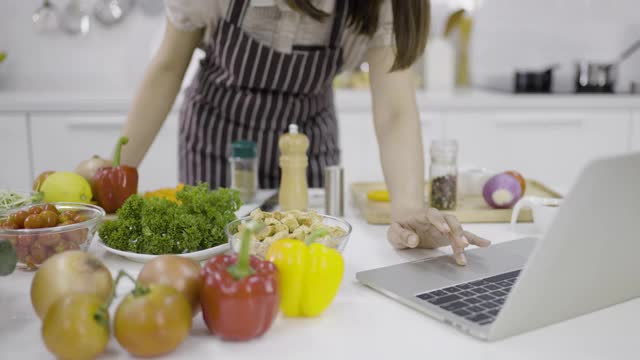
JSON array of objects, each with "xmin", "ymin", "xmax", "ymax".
[
  {"xmin": 429, "ymin": 139, "xmax": 458, "ymax": 210},
  {"xmin": 230, "ymin": 140, "xmax": 258, "ymax": 203}
]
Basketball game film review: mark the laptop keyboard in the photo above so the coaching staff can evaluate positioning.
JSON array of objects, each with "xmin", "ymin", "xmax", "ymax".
[{"xmin": 415, "ymin": 270, "xmax": 521, "ymax": 326}]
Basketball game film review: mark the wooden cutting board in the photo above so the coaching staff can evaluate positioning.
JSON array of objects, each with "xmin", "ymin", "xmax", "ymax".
[{"xmin": 351, "ymin": 179, "xmax": 562, "ymax": 224}]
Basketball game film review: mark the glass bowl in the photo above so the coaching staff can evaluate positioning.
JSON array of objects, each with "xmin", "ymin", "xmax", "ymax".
[
  {"xmin": 0, "ymin": 202, "xmax": 105, "ymax": 270},
  {"xmin": 225, "ymin": 213, "xmax": 352, "ymax": 259}
]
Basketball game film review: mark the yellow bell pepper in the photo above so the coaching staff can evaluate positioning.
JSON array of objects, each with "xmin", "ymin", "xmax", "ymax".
[{"xmin": 265, "ymin": 229, "xmax": 344, "ymax": 317}]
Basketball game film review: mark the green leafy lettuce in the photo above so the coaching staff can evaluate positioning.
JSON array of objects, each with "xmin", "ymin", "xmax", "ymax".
[{"xmin": 98, "ymin": 183, "xmax": 242, "ymax": 254}]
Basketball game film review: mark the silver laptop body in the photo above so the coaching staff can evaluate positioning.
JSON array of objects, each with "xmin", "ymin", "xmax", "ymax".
[{"xmin": 356, "ymin": 152, "xmax": 640, "ymax": 341}]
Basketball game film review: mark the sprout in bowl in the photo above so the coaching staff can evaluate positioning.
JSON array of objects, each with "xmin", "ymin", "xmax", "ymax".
[
  {"xmin": 225, "ymin": 209, "xmax": 352, "ymax": 259},
  {"xmin": 0, "ymin": 202, "xmax": 105, "ymax": 270}
]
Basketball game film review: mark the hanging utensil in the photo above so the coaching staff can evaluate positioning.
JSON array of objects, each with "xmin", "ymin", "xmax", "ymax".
[
  {"xmin": 32, "ymin": 0, "xmax": 59, "ymax": 33},
  {"xmin": 94, "ymin": 0, "xmax": 135, "ymax": 26},
  {"xmin": 60, "ymin": 0, "xmax": 91, "ymax": 36},
  {"xmin": 575, "ymin": 38, "xmax": 640, "ymax": 93},
  {"xmin": 138, "ymin": 0, "xmax": 165, "ymax": 16}
]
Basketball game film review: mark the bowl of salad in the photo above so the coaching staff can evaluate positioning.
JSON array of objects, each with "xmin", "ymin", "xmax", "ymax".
[
  {"xmin": 0, "ymin": 202, "xmax": 105, "ymax": 270},
  {"xmin": 225, "ymin": 209, "xmax": 352, "ymax": 259}
]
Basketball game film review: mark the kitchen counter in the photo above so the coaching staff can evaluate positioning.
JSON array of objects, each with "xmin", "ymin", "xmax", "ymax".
[
  {"xmin": 1, "ymin": 194, "xmax": 637, "ymax": 360},
  {"xmin": 1, "ymin": 88, "xmax": 640, "ymax": 113}
]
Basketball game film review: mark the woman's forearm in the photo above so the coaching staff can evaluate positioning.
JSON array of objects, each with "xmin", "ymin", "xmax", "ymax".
[
  {"xmin": 119, "ymin": 19, "xmax": 203, "ymax": 167},
  {"xmin": 374, "ymin": 107, "xmax": 425, "ymax": 221},
  {"xmin": 367, "ymin": 47, "xmax": 426, "ymax": 221},
  {"xmin": 119, "ymin": 63, "xmax": 186, "ymax": 167}
]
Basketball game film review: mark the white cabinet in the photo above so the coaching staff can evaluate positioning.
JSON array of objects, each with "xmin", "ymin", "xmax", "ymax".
[
  {"xmin": 338, "ymin": 111, "xmax": 444, "ymax": 185},
  {"xmin": 0, "ymin": 115, "xmax": 32, "ymax": 189},
  {"xmin": 30, "ymin": 113, "xmax": 179, "ymax": 191},
  {"xmin": 443, "ymin": 110, "xmax": 631, "ymax": 190},
  {"xmin": 633, "ymin": 111, "xmax": 640, "ymax": 152}
]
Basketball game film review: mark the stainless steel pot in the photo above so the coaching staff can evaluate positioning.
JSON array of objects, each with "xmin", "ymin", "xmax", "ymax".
[
  {"xmin": 574, "ymin": 61, "xmax": 616, "ymax": 93},
  {"xmin": 575, "ymin": 38, "xmax": 640, "ymax": 93}
]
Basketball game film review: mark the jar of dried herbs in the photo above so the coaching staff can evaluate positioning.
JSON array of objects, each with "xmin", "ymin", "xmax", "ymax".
[
  {"xmin": 230, "ymin": 140, "xmax": 258, "ymax": 203},
  {"xmin": 429, "ymin": 139, "xmax": 458, "ymax": 210}
]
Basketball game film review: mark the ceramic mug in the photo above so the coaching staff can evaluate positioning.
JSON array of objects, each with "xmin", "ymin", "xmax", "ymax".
[{"xmin": 510, "ymin": 196, "xmax": 563, "ymax": 233}]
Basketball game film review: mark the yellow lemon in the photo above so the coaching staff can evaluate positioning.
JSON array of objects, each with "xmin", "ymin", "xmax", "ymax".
[
  {"xmin": 367, "ymin": 189, "xmax": 390, "ymax": 202},
  {"xmin": 40, "ymin": 171, "xmax": 93, "ymax": 203}
]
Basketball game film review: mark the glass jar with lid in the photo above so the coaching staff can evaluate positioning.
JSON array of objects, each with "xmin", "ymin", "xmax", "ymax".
[
  {"xmin": 229, "ymin": 140, "xmax": 258, "ymax": 203},
  {"xmin": 429, "ymin": 139, "xmax": 458, "ymax": 210}
]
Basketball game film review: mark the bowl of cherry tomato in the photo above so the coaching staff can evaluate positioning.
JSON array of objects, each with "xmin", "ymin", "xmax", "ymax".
[{"xmin": 0, "ymin": 202, "xmax": 105, "ymax": 270}]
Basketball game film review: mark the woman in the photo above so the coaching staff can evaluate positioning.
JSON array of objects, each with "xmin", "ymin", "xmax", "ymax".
[{"xmin": 117, "ymin": 0, "xmax": 490, "ymax": 265}]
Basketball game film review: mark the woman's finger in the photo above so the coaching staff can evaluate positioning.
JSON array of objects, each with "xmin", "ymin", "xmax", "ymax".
[
  {"xmin": 463, "ymin": 231, "xmax": 492, "ymax": 248},
  {"xmin": 425, "ymin": 208, "xmax": 451, "ymax": 234},
  {"xmin": 449, "ymin": 233, "xmax": 467, "ymax": 266},
  {"xmin": 388, "ymin": 223, "xmax": 420, "ymax": 249},
  {"xmin": 444, "ymin": 214, "xmax": 468, "ymax": 248}
]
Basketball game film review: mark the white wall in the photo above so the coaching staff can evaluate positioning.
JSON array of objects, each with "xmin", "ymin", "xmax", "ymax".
[
  {"xmin": 1, "ymin": 0, "xmax": 639, "ymax": 93},
  {"xmin": 0, "ymin": 0, "xmax": 164, "ymax": 92},
  {"xmin": 465, "ymin": 0, "xmax": 640, "ymax": 92}
]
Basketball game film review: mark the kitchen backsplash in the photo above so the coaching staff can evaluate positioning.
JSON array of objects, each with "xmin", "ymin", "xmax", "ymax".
[{"xmin": 1, "ymin": 0, "xmax": 638, "ymax": 93}]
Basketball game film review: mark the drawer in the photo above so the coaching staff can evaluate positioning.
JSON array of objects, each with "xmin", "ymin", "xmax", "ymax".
[
  {"xmin": 0, "ymin": 115, "xmax": 32, "ymax": 189},
  {"xmin": 633, "ymin": 111, "xmax": 640, "ymax": 152},
  {"xmin": 443, "ymin": 110, "xmax": 632, "ymax": 189},
  {"xmin": 30, "ymin": 114, "xmax": 179, "ymax": 191}
]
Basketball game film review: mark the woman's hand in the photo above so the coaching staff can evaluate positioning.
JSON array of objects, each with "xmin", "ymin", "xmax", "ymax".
[{"xmin": 388, "ymin": 208, "xmax": 491, "ymax": 266}]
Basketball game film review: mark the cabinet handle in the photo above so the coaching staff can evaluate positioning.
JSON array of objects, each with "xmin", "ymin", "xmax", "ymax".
[
  {"xmin": 495, "ymin": 120, "xmax": 583, "ymax": 129},
  {"xmin": 67, "ymin": 122, "xmax": 123, "ymax": 131}
]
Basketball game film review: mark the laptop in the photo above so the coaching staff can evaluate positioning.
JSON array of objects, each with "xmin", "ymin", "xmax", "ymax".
[{"xmin": 356, "ymin": 152, "xmax": 640, "ymax": 341}]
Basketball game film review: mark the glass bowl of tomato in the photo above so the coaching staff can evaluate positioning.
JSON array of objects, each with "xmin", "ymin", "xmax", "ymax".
[{"xmin": 0, "ymin": 202, "xmax": 106, "ymax": 270}]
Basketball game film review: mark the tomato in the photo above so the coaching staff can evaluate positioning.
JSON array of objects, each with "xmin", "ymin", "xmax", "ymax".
[
  {"xmin": 24, "ymin": 214, "xmax": 43, "ymax": 229},
  {"xmin": 39, "ymin": 210, "xmax": 59, "ymax": 228},
  {"xmin": 30, "ymin": 242, "xmax": 49, "ymax": 264},
  {"xmin": 73, "ymin": 214, "xmax": 87, "ymax": 223},
  {"xmin": 31, "ymin": 251, "xmax": 113, "ymax": 319},
  {"xmin": 42, "ymin": 293, "xmax": 110, "ymax": 360},
  {"xmin": 114, "ymin": 284, "xmax": 192, "ymax": 357},
  {"xmin": 38, "ymin": 233, "xmax": 63, "ymax": 247},
  {"xmin": 2, "ymin": 220, "xmax": 19, "ymax": 230},
  {"xmin": 42, "ymin": 203, "xmax": 59, "ymax": 214},
  {"xmin": 64, "ymin": 228, "xmax": 88, "ymax": 246},
  {"xmin": 137, "ymin": 255, "xmax": 202, "ymax": 317},
  {"xmin": 8, "ymin": 210, "xmax": 29, "ymax": 228}
]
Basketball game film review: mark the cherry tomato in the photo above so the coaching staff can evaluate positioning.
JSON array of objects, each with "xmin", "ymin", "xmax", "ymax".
[
  {"xmin": 115, "ymin": 284, "xmax": 192, "ymax": 357},
  {"xmin": 64, "ymin": 229, "xmax": 88, "ymax": 246},
  {"xmin": 60, "ymin": 220, "xmax": 77, "ymax": 226},
  {"xmin": 39, "ymin": 233, "xmax": 63, "ymax": 247},
  {"xmin": 59, "ymin": 210, "xmax": 78, "ymax": 223},
  {"xmin": 73, "ymin": 214, "xmax": 87, "ymax": 223},
  {"xmin": 137, "ymin": 255, "xmax": 203, "ymax": 317},
  {"xmin": 42, "ymin": 293, "xmax": 110, "ymax": 360},
  {"xmin": 30, "ymin": 242, "xmax": 49, "ymax": 264},
  {"xmin": 8, "ymin": 210, "xmax": 29, "ymax": 228},
  {"xmin": 2, "ymin": 220, "xmax": 19, "ymax": 230},
  {"xmin": 39, "ymin": 210, "xmax": 59, "ymax": 228},
  {"xmin": 17, "ymin": 234, "xmax": 36, "ymax": 247},
  {"xmin": 42, "ymin": 203, "xmax": 59, "ymax": 214},
  {"xmin": 24, "ymin": 214, "xmax": 44, "ymax": 229},
  {"xmin": 28, "ymin": 206, "xmax": 43, "ymax": 215}
]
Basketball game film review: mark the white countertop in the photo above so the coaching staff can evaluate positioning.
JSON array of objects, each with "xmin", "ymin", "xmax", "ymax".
[
  {"xmin": 0, "ymin": 88, "xmax": 639, "ymax": 113},
  {"xmin": 1, "ymin": 195, "xmax": 637, "ymax": 359}
]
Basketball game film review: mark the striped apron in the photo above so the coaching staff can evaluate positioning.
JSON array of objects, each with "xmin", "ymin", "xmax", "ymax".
[{"xmin": 178, "ymin": 0, "xmax": 348, "ymax": 189}]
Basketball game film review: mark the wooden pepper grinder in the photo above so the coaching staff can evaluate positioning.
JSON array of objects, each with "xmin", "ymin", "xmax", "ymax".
[{"xmin": 278, "ymin": 124, "xmax": 309, "ymax": 211}]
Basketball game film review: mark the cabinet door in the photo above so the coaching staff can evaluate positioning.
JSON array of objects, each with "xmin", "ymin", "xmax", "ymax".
[
  {"xmin": 633, "ymin": 111, "xmax": 640, "ymax": 152},
  {"xmin": 338, "ymin": 111, "xmax": 443, "ymax": 185},
  {"xmin": 0, "ymin": 114, "xmax": 31, "ymax": 189},
  {"xmin": 30, "ymin": 113, "xmax": 179, "ymax": 191},
  {"xmin": 443, "ymin": 110, "xmax": 631, "ymax": 190}
]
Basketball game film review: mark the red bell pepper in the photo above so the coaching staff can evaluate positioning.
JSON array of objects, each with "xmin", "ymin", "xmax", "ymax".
[
  {"xmin": 94, "ymin": 136, "xmax": 139, "ymax": 214},
  {"xmin": 200, "ymin": 221, "xmax": 280, "ymax": 341}
]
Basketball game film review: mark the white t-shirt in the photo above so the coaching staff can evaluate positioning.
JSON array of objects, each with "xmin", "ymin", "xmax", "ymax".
[{"xmin": 164, "ymin": 0, "xmax": 394, "ymax": 71}]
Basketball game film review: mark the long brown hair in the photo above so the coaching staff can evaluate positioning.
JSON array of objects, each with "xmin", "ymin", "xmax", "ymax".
[{"xmin": 285, "ymin": 0, "xmax": 430, "ymax": 72}]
